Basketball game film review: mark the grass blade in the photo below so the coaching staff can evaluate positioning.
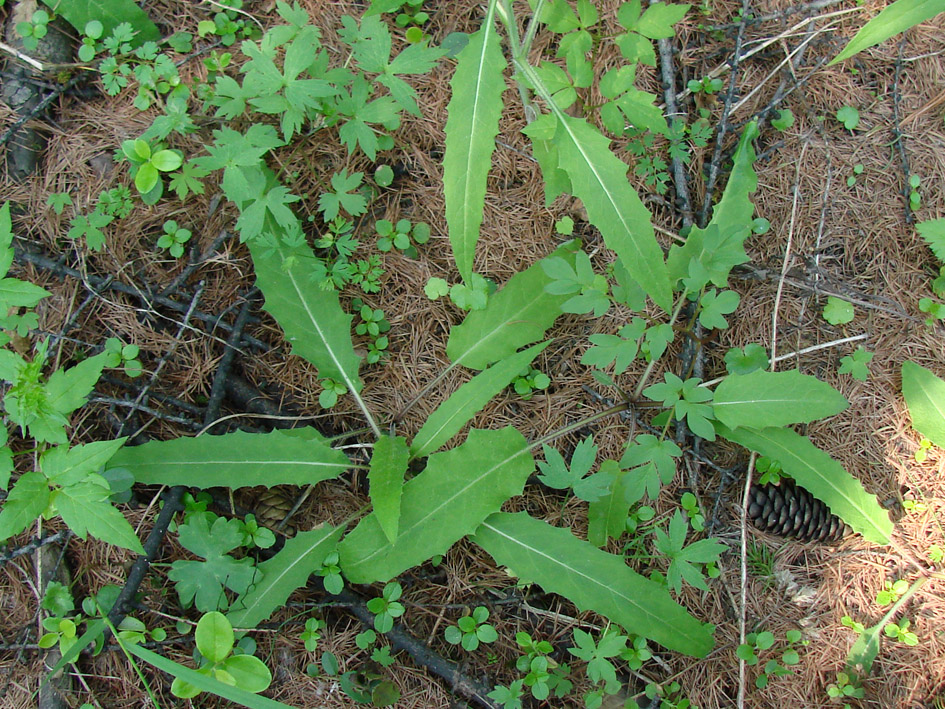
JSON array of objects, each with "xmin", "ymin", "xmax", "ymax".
[
  {"xmin": 717, "ymin": 424, "xmax": 892, "ymax": 544},
  {"xmin": 443, "ymin": 0, "xmax": 507, "ymax": 283},
  {"xmin": 107, "ymin": 429, "xmax": 350, "ymax": 488},
  {"xmin": 339, "ymin": 428, "xmax": 533, "ymax": 583},
  {"xmin": 473, "ymin": 512, "xmax": 714, "ymax": 657},
  {"xmin": 410, "ymin": 342, "xmax": 548, "ymax": 458}
]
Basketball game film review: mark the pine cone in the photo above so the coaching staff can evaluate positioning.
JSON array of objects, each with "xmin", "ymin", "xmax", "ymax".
[
  {"xmin": 253, "ymin": 486, "xmax": 297, "ymax": 536},
  {"xmin": 748, "ymin": 479, "xmax": 850, "ymax": 543}
]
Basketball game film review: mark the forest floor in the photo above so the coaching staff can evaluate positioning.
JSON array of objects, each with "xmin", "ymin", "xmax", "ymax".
[{"xmin": 1, "ymin": 0, "xmax": 945, "ymax": 707}]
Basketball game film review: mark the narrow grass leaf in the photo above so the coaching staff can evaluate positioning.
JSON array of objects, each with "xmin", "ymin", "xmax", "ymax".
[
  {"xmin": 106, "ymin": 429, "xmax": 350, "ymax": 488},
  {"xmin": 125, "ymin": 644, "xmax": 294, "ymax": 709},
  {"xmin": 716, "ymin": 424, "xmax": 892, "ymax": 544},
  {"xmin": 369, "ymin": 436, "xmax": 409, "ymax": 543},
  {"xmin": 446, "ymin": 241, "xmax": 579, "ymax": 369},
  {"xmin": 829, "ymin": 0, "xmax": 945, "ymax": 65},
  {"xmin": 443, "ymin": 0, "xmax": 506, "ymax": 283},
  {"xmin": 901, "ymin": 360, "xmax": 945, "ymax": 448},
  {"xmin": 410, "ymin": 342, "xmax": 549, "ymax": 458},
  {"xmin": 713, "ymin": 370, "xmax": 848, "ymax": 430},
  {"xmin": 227, "ymin": 526, "xmax": 343, "ymax": 631},
  {"xmin": 473, "ymin": 512, "xmax": 714, "ymax": 657},
  {"xmin": 550, "ymin": 114, "xmax": 672, "ymax": 311},
  {"xmin": 339, "ymin": 428, "xmax": 534, "ymax": 583}
]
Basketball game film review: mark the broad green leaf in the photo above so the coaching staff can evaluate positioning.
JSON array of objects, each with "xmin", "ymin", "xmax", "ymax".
[
  {"xmin": 901, "ymin": 360, "xmax": 945, "ymax": 448},
  {"xmin": 713, "ymin": 370, "xmax": 848, "ymax": 430},
  {"xmin": 56, "ymin": 481, "xmax": 145, "ymax": 554},
  {"xmin": 46, "ymin": 352, "xmax": 108, "ymax": 418},
  {"xmin": 195, "ymin": 612, "xmax": 234, "ymax": 664},
  {"xmin": 227, "ymin": 525, "xmax": 343, "ymax": 631},
  {"xmin": 666, "ymin": 122, "xmax": 758, "ymax": 291},
  {"xmin": 0, "ymin": 471, "xmax": 50, "ymax": 541},
  {"xmin": 443, "ymin": 0, "xmax": 506, "ymax": 283},
  {"xmin": 587, "ymin": 467, "xmax": 632, "ymax": 547},
  {"xmin": 411, "ymin": 342, "xmax": 549, "ymax": 458},
  {"xmin": 126, "ymin": 644, "xmax": 292, "ymax": 708},
  {"xmin": 41, "ymin": 0, "xmax": 160, "ymax": 45},
  {"xmin": 339, "ymin": 427, "xmax": 534, "ymax": 583},
  {"xmin": 829, "ymin": 0, "xmax": 945, "ymax": 65},
  {"xmin": 446, "ymin": 241, "xmax": 579, "ymax": 369},
  {"xmin": 106, "ymin": 429, "xmax": 350, "ymax": 488},
  {"xmin": 549, "ymin": 113, "xmax": 671, "ymax": 311},
  {"xmin": 716, "ymin": 424, "xmax": 892, "ymax": 544},
  {"xmin": 249, "ymin": 238, "xmax": 364, "ymax": 397},
  {"xmin": 473, "ymin": 512, "xmax": 714, "ymax": 657},
  {"xmin": 369, "ymin": 436, "xmax": 409, "ymax": 543}
]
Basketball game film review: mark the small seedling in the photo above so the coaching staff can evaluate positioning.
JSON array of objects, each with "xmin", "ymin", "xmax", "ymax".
[
  {"xmin": 755, "ymin": 456, "xmax": 782, "ymax": 485},
  {"xmin": 836, "ymin": 105, "xmax": 860, "ymax": 130},
  {"xmin": 884, "ymin": 618, "xmax": 918, "ymax": 645},
  {"xmin": 771, "ymin": 109, "xmax": 794, "ymax": 131},
  {"xmin": 876, "ymin": 578, "xmax": 909, "ymax": 606},
  {"xmin": 300, "ymin": 617, "xmax": 325, "ymax": 652},
  {"xmin": 46, "ymin": 192, "xmax": 73, "ymax": 215},
  {"xmin": 827, "ymin": 671, "xmax": 864, "ymax": 705},
  {"xmin": 928, "ymin": 544, "xmax": 943, "ymax": 563},
  {"xmin": 846, "ymin": 163, "xmax": 864, "ymax": 187},
  {"xmin": 120, "ymin": 138, "xmax": 183, "ymax": 200},
  {"xmin": 909, "ymin": 174, "xmax": 922, "ymax": 210},
  {"xmin": 366, "ymin": 582, "xmax": 405, "ymax": 633},
  {"xmin": 680, "ymin": 491, "xmax": 705, "ymax": 531},
  {"xmin": 424, "ymin": 276, "xmax": 449, "ymax": 300},
  {"xmin": 687, "ymin": 76, "xmax": 724, "ymax": 95},
  {"xmin": 823, "ymin": 296, "xmax": 854, "ymax": 325},
  {"xmin": 319, "ymin": 377, "xmax": 347, "ymax": 408},
  {"xmin": 838, "ymin": 347, "xmax": 872, "ymax": 381},
  {"xmin": 444, "ymin": 606, "xmax": 498, "ymax": 651},
  {"xmin": 375, "ymin": 218, "xmax": 430, "ymax": 257},
  {"xmin": 737, "ymin": 629, "xmax": 803, "ymax": 689},
  {"xmin": 555, "ymin": 216, "xmax": 575, "ymax": 235},
  {"xmin": 841, "ymin": 614, "xmax": 865, "ymax": 634},
  {"xmin": 745, "ymin": 539, "xmax": 776, "ymax": 580},
  {"xmin": 15, "ymin": 9, "xmax": 50, "ymax": 52},
  {"xmin": 512, "ymin": 366, "xmax": 550, "ymax": 400},
  {"xmin": 157, "ymin": 220, "xmax": 192, "ymax": 258},
  {"xmin": 79, "ymin": 20, "xmax": 104, "ymax": 62},
  {"xmin": 374, "ymin": 164, "xmax": 395, "ymax": 187},
  {"xmin": 103, "ymin": 337, "xmax": 143, "ymax": 378},
  {"xmin": 238, "ymin": 514, "xmax": 276, "ymax": 549}
]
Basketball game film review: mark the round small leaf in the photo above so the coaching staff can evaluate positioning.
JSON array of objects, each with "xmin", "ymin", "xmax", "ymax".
[
  {"xmin": 374, "ymin": 165, "xmax": 394, "ymax": 187},
  {"xmin": 221, "ymin": 654, "xmax": 272, "ymax": 693},
  {"xmin": 84, "ymin": 20, "xmax": 103, "ymax": 39},
  {"xmin": 150, "ymin": 149, "xmax": 183, "ymax": 172},
  {"xmin": 195, "ymin": 611, "xmax": 234, "ymax": 664},
  {"xmin": 134, "ymin": 163, "xmax": 159, "ymax": 194}
]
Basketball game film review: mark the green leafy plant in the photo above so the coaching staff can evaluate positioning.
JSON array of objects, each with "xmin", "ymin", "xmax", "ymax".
[
  {"xmin": 829, "ymin": 0, "xmax": 944, "ymax": 65},
  {"xmin": 375, "ymin": 218, "xmax": 430, "ymax": 257},
  {"xmin": 366, "ymin": 581, "xmax": 405, "ymax": 633},
  {"xmin": 771, "ymin": 109, "xmax": 794, "ymax": 131},
  {"xmin": 120, "ymin": 138, "xmax": 183, "ymax": 201},
  {"xmin": 838, "ymin": 347, "xmax": 872, "ymax": 381},
  {"xmin": 836, "ymin": 105, "xmax": 860, "ymax": 131},
  {"xmin": 736, "ymin": 629, "xmax": 804, "ymax": 689},
  {"xmin": 170, "ymin": 611, "xmax": 272, "ymax": 699},
  {"xmin": 157, "ymin": 219, "xmax": 192, "ymax": 258},
  {"xmin": 652, "ymin": 511, "xmax": 725, "ymax": 594},
  {"xmin": 103, "ymin": 337, "xmax": 143, "ymax": 378},
  {"xmin": 846, "ymin": 163, "xmax": 864, "ymax": 187},
  {"xmin": 687, "ymin": 75, "xmax": 723, "ymax": 95},
  {"xmin": 827, "ymin": 671, "xmax": 864, "ymax": 706},
  {"xmin": 876, "ymin": 578, "xmax": 909, "ymax": 606},
  {"xmin": 444, "ymin": 606, "xmax": 498, "ymax": 651},
  {"xmin": 512, "ymin": 366, "xmax": 550, "ymax": 400},
  {"xmin": 823, "ymin": 296, "xmax": 854, "ymax": 325},
  {"xmin": 884, "ymin": 618, "xmax": 918, "ymax": 646},
  {"xmin": 15, "ymin": 8, "xmax": 50, "ymax": 52}
]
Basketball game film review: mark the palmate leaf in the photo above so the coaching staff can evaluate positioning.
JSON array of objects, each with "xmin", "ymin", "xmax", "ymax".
[
  {"xmin": 716, "ymin": 423, "xmax": 892, "ymax": 544},
  {"xmin": 446, "ymin": 241, "xmax": 579, "ymax": 369},
  {"xmin": 540, "ymin": 112, "xmax": 672, "ymax": 311},
  {"xmin": 713, "ymin": 369, "xmax": 849, "ymax": 430},
  {"xmin": 901, "ymin": 360, "xmax": 945, "ymax": 448},
  {"xmin": 410, "ymin": 342, "xmax": 549, "ymax": 458},
  {"xmin": 106, "ymin": 429, "xmax": 350, "ymax": 488},
  {"xmin": 338, "ymin": 428, "xmax": 534, "ymax": 583},
  {"xmin": 917, "ymin": 218, "xmax": 945, "ymax": 264},
  {"xmin": 369, "ymin": 436, "xmax": 409, "ymax": 543},
  {"xmin": 829, "ymin": 0, "xmax": 945, "ymax": 65},
  {"xmin": 227, "ymin": 525, "xmax": 343, "ymax": 631},
  {"xmin": 473, "ymin": 512, "xmax": 714, "ymax": 657},
  {"xmin": 443, "ymin": 0, "xmax": 506, "ymax": 283}
]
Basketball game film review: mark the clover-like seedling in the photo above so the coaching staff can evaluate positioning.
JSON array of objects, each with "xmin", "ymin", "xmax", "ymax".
[
  {"xmin": 827, "ymin": 671, "xmax": 864, "ymax": 703},
  {"xmin": 158, "ymin": 220, "xmax": 192, "ymax": 258},
  {"xmin": 79, "ymin": 20, "xmax": 104, "ymax": 62},
  {"xmin": 366, "ymin": 582, "xmax": 405, "ymax": 633},
  {"xmin": 300, "ymin": 617, "xmax": 325, "ymax": 652},
  {"xmin": 121, "ymin": 138, "xmax": 183, "ymax": 199},
  {"xmin": 914, "ymin": 437, "xmax": 933, "ymax": 463},
  {"xmin": 846, "ymin": 163, "xmax": 864, "ymax": 187},
  {"xmin": 838, "ymin": 347, "xmax": 872, "ymax": 381},
  {"xmin": 755, "ymin": 455, "xmax": 782, "ymax": 485},
  {"xmin": 909, "ymin": 174, "xmax": 922, "ymax": 210},
  {"xmin": 687, "ymin": 76, "xmax": 724, "ymax": 95},
  {"xmin": 16, "ymin": 9, "xmax": 50, "ymax": 52},
  {"xmin": 319, "ymin": 377, "xmax": 347, "ymax": 408},
  {"xmin": 104, "ymin": 337, "xmax": 143, "ymax": 378},
  {"xmin": 238, "ymin": 514, "xmax": 275, "ymax": 550},
  {"xmin": 680, "ymin": 491, "xmax": 705, "ymax": 531},
  {"xmin": 318, "ymin": 551, "xmax": 344, "ymax": 594},
  {"xmin": 876, "ymin": 578, "xmax": 909, "ymax": 606},
  {"xmin": 375, "ymin": 218, "xmax": 430, "ymax": 257},
  {"xmin": 444, "ymin": 606, "xmax": 498, "ymax": 652},
  {"xmin": 884, "ymin": 618, "xmax": 918, "ymax": 646},
  {"xmin": 512, "ymin": 366, "xmax": 550, "ymax": 400},
  {"xmin": 374, "ymin": 164, "xmax": 395, "ymax": 187},
  {"xmin": 171, "ymin": 611, "xmax": 272, "ymax": 698}
]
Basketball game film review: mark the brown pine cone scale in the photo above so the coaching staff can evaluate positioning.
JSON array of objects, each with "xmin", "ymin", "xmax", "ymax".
[{"xmin": 748, "ymin": 479, "xmax": 851, "ymax": 543}]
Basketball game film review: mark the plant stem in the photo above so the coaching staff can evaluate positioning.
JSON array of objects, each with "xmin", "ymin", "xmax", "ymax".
[
  {"xmin": 633, "ymin": 296, "xmax": 687, "ymax": 399},
  {"xmin": 528, "ymin": 402, "xmax": 630, "ymax": 453}
]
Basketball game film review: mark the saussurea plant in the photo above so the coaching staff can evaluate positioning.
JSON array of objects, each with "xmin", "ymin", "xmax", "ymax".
[{"xmin": 3, "ymin": 0, "xmax": 901, "ymax": 704}]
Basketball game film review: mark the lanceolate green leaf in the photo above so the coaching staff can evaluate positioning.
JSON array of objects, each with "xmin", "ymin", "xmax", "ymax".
[
  {"xmin": 227, "ymin": 525, "xmax": 343, "ymax": 631},
  {"xmin": 472, "ymin": 512, "xmax": 714, "ymax": 657},
  {"xmin": 545, "ymin": 113, "xmax": 672, "ymax": 311},
  {"xmin": 443, "ymin": 0, "xmax": 507, "ymax": 283},
  {"xmin": 829, "ymin": 0, "xmax": 945, "ymax": 65},
  {"xmin": 339, "ymin": 427, "xmax": 534, "ymax": 583},
  {"xmin": 587, "ymin": 467, "xmax": 632, "ymax": 547},
  {"xmin": 713, "ymin": 370, "xmax": 848, "ymax": 430},
  {"xmin": 41, "ymin": 0, "xmax": 161, "ymax": 45},
  {"xmin": 901, "ymin": 360, "xmax": 945, "ymax": 448},
  {"xmin": 249, "ymin": 238, "xmax": 363, "ymax": 393},
  {"xmin": 369, "ymin": 436, "xmax": 409, "ymax": 543},
  {"xmin": 410, "ymin": 342, "xmax": 549, "ymax": 458},
  {"xmin": 106, "ymin": 429, "xmax": 350, "ymax": 488},
  {"xmin": 446, "ymin": 241, "xmax": 579, "ymax": 369},
  {"xmin": 716, "ymin": 424, "xmax": 892, "ymax": 544}
]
